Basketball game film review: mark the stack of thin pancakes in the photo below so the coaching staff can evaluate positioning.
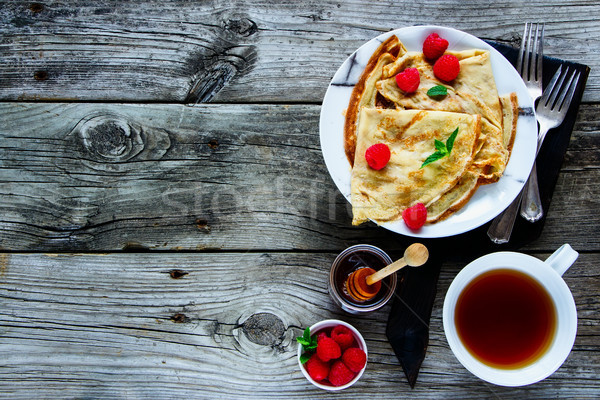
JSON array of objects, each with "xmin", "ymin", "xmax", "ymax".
[{"xmin": 346, "ymin": 36, "xmax": 519, "ymax": 226}]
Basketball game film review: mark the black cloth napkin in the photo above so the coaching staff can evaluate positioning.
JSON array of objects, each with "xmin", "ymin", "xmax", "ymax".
[{"xmin": 386, "ymin": 41, "xmax": 591, "ymax": 388}]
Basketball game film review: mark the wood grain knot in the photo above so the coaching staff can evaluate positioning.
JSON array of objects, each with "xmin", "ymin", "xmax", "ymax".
[
  {"xmin": 170, "ymin": 313, "xmax": 190, "ymax": 323},
  {"xmin": 195, "ymin": 218, "xmax": 211, "ymax": 233},
  {"xmin": 168, "ymin": 269, "xmax": 189, "ymax": 279},
  {"xmin": 242, "ymin": 313, "xmax": 285, "ymax": 346},
  {"xmin": 73, "ymin": 114, "xmax": 170, "ymax": 162},
  {"xmin": 29, "ymin": 3, "xmax": 44, "ymax": 13},
  {"xmin": 33, "ymin": 70, "xmax": 48, "ymax": 81},
  {"xmin": 185, "ymin": 45, "xmax": 257, "ymax": 104},
  {"xmin": 224, "ymin": 17, "xmax": 258, "ymax": 37}
]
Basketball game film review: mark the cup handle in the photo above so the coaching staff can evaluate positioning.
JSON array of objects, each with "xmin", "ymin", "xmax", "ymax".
[{"xmin": 544, "ymin": 244, "xmax": 579, "ymax": 276}]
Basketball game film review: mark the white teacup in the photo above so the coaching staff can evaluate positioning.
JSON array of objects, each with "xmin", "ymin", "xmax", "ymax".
[{"xmin": 443, "ymin": 244, "xmax": 578, "ymax": 386}]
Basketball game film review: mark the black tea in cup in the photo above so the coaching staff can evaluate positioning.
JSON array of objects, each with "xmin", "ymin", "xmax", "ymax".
[{"xmin": 454, "ymin": 268, "xmax": 557, "ymax": 369}]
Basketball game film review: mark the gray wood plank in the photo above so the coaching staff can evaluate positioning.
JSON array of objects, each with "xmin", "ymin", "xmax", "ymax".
[
  {"xmin": 0, "ymin": 252, "xmax": 597, "ymax": 399},
  {"xmin": 1, "ymin": 0, "xmax": 598, "ymax": 103},
  {"xmin": 1, "ymin": 103, "xmax": 599, "ymax": 252}
]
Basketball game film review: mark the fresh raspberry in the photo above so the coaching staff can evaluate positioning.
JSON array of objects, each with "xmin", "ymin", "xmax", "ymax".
[
  {"xmin": 316, "ymin": 331, "xmax": 329, "ymax": 343},
  {"xmin": 402, "ymin": 203, "xmax": 427, "ymax": 230},
  {"xmin": 365, "ymin": 143, "xmax": 391, "ymax": 170},
  {"xmin": 305, "ymin": 353, "xmax": 330, "ymax": 382},
  {"xmin": 316, "ymin": 337, "xmax": 341, "ymax": 362},
  {"xmin": 395, "ymin": 67, "xmax": 420, "ymax": 93},
  {"xmin": 328, "ymin": 360, "xmax": 356, "ymax": 387},
  {"xmin": 423, "ymin": 32, "xmax": 449, "ymax": 60},
  {"xmin": 433, "ymin": 54, "xmax": 460, "ymax": 82},
  {"xmin": 342, "ymin": 347, "xmax": 367, "ymax": 373},
  {"xmin": 331, "ymin": 325, "xmax": 355, "ymax": 350}
]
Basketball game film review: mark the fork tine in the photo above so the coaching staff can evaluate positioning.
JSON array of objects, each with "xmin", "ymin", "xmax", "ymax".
[
  {"xmin": 516, "ymin": 23, "xmax": 528, "ymax": 75},
  {"xmin": 523, "ymin": 24, "xmax": 532, "ymax": 80},
  {"xmin": 557, "ymin": 71, "xmax": 580, "ymax": 113},
  {"xmin": 530, "ymin": 23, "xmax": 538, "ymax": 82},
  {"xmin": 546, "ymin": 67, "xmax": 569, "ymax": 108},
  {"xmin": 540, "ymin": 65, "xmax": 563, "ymax": 104},
  {"xmin": 535, "ymin": 24, "xmax": 544, "ymax": 82}
]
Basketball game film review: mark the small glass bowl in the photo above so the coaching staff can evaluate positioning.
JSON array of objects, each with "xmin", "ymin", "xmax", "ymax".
[{"xmin": 328, "ymin": 244, "xmax": 397, "ymax": 314}]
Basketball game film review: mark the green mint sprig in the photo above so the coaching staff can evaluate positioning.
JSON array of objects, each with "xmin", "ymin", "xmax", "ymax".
[
  {"xmin": 296, "ymin": 327, "xmax": 318, "ymax": 364},
  {"xmin": 427, "ymin": 85, "xmax": 448, "ymax": 97},
  {"xmin": 420, "ymin": 127, "xmax": 459, "ymax": 169}
]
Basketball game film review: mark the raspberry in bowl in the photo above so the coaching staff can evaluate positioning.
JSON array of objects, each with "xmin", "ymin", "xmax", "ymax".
[{"xmin": 297, "ymin": 319, "xmax": 368, "ymax": 390}]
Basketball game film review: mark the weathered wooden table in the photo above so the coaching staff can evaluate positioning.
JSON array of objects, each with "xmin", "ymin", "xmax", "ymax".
[{"xmin": 1, "ymin": 1, "xmax": 598, "ymax": 398}]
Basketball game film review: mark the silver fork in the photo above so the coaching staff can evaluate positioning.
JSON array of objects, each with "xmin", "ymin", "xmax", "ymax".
[
  {"xmin": 487, "ymin": 65, "xmax": 580, "ymax": 244},
  {"xmin": 517, "ymin": 23, "xmax": 544, "ymax": 222},
  {"xmin": 520, "ymin": 65, "xmax": 580, "ymax": 221},
  {"xmin": 485, "ymin": 23, "xmax": 544, "ymax": 244}
]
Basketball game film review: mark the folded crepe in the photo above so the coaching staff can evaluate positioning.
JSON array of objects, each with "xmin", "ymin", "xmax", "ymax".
[
  {"xmin": 351, "ymin": 109, "xmax": 482, "ymax": 225},
  {"xmin": 345, "ymin": 35, "xmax": 519, "ymax": 225},
  {"xmin": 376, "ymin": 49, "xmax": 512, "ymax": 183}
]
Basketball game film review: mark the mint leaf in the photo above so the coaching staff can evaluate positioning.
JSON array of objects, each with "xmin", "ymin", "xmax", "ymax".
[
  {"xmin": 300, "ymin": 353, "xmax": 312, "ymax": 364},
  {"xmin": 297, "ymin": 327, "xmax": 311, "ymax": 346},
  {"xmin": 305, "ymin": 342, "xmax": 317, "ymax": 351},
  {"xmin": 297, "ymin": 326, "xmax": 318, "ymax": 352},
  {"xmin": 421, "ymin": 127, "xmax": 460, "ymax": 168},
  {"xmin": 421, "ymin": 151, "xmax": 446, "ymax": 168},
  {"xmin": 303, "ymin": 327, "xmax": 311, "ymax": 342},
  {"xmin": 427, "ymin": 85, "xmax": 448, "ymax": 97},
  {"xmin": 446, "ymin": 127, "xmax": 459, "ymax": 153},
  {"xmin": 434, "ymin": 139, "xmax": 447, "ymax": 154}
]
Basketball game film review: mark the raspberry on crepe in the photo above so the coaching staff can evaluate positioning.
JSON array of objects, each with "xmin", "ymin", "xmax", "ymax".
[
  {"xmin": 423, "ymin": 32, "xmax": 449, "ymax": 60},
  {"xmin": 395, "ymin": 67, "xmax": 420, "ymax": 93},
  {"xmin": 434, "ymin": 54, "xmax": 460, "ymax": 82},
  {"xmin": 365, "ymin": 143, "xmax": 391, "ymax": 170}
]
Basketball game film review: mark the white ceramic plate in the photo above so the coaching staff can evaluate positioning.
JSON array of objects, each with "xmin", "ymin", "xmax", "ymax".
[{"xmin": 320, "ymin": 25, "xmax": 537, "ymax": 238}]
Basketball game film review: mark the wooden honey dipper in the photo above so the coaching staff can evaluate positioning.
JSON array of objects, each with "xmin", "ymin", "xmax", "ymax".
[{"xmin": 345, "ymin": 243, "xmax": 429, "ymax": 302}]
